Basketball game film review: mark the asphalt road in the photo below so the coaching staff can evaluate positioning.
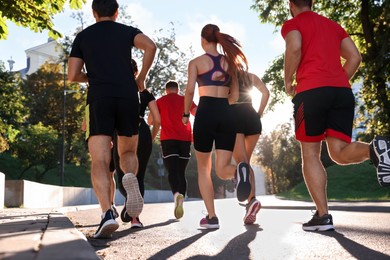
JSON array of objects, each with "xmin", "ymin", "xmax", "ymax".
[{"xmin": 66, "ymin": 198, "xmax": 390, "ymax": 259}]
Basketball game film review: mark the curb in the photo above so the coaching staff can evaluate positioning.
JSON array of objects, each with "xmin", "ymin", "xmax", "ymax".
[{"xmin": 38, "ymin": 212, "xmax": 99, "ymax": 260}]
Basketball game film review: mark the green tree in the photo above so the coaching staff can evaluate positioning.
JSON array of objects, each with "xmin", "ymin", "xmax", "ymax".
[
  {"xmin": 11, "ymin": 122, "xmax": 59, "ymax": 182},
  {"xmin": 0, "ymin": 61, "xmax": 27, "ymax": 152},
  {"xmin": 254, "ymin": 123, "xmax": 302, "ymax": 194},
  {"xmin": 251, "ymin": 0, "xmax": 390, "ymax": 137},
  {"xmin": 0, "ymin": 0, "xmax": 86, "ymax": 40},
  {"xmin": 21, "ymin": 62, "xmax": 87, "ymax": 165}
]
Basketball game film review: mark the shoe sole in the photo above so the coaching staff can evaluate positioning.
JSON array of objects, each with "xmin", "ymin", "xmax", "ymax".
[
  {"xmin": 302, "ymin": 224, "xmax": 335, "ymax": 232},
  {"xmin": 174, "ymin": 194, "xmax": 184, "ymax": 219},
  {"xmin": 244, "ymin": 200, "xmax": 261, "ymax": 225},
  {"xmin": 372, "ymin": 136, "xmax": 390, "ymax": 187},
  {"xmin": 123, "ymin": 173, "xmax": 144, "ymax": 217},
  {"xmin": 200, "ymin": 224, "xmax": 220, "ymax": 229},
  {"xmin": 93, "ymin": 219, "xmax": 119, "ymax": 239},
  {"xmin": 131, "ymin": 223, "xmax": 144, "ymax": 228},
  {"xmin": 236, "ymin": 162, "xmax": 251, "ymax": 202}
]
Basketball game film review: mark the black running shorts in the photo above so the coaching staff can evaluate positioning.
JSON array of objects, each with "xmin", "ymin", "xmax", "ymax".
[
  {"xmin": 292, "ymin": 87, "xmax": 355, "ymax": 143},
  {"xmin": 85, "ymin": 97, "xmax": 139, "ymax": 140},
  {"xmin": 193, "ymin": 96, "xmax": 236, "ymax": 152},
  {"xmin": 161, "ymin": 140, "xmax": 191, "ymax": 159},
  {"xmin": 231, "ymin": 103, "xmax": 262, "ymax": 136}
]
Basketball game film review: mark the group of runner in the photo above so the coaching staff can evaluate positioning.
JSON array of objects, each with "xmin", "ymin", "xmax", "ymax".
[{"xmin": 67, "ymin": 0, "xmax": 390, "ymax": 239}]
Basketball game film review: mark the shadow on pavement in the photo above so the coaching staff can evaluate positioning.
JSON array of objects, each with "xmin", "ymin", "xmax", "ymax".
[
  {"xmin": 87, "ymin": 219, "xmax": 178, "ymax": 249},
  {"xmin": 315, "ymin": 230, "xmax": 390, "ymax": 260},
  {"xmin": 147, "ymin": 229, "xmax": 217, "ymax": 260},
  {"xmin": 186, "ymin": 224, "xmax": 263, "ymax": 259}
]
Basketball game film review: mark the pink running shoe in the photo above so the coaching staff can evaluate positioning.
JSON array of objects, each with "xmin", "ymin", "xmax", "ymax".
[
  {"xmin": 200, "ymin": 215, "xmax": 220, "ymax": 229},
  {"xmin": 243, "ymin": 197, "xmax": 261, "ymax": 225}
]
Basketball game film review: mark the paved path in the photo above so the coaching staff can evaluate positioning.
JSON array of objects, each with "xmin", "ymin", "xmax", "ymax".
[{"xmin": 1, "ymin": 196, "xmax": 389, "ymax": 259}]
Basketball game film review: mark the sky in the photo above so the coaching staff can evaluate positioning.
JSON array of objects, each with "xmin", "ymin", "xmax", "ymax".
[{"xmin": 0, "ymin": 0, "xmax": 293, "ymax": 133}]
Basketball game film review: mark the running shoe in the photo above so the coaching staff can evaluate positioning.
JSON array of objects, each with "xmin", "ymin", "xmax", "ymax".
[
  {"xmin": 112, "ymin": 204, "xmax": 119, "ymax": 219},
  {"xmin": 131, "ymin": 217, "xmax": 144, "ymax": 228},
  {"xmin": 93, "ymin": 209, "xmax": 119, "ymax": 239},
  {"xmin": 302, "ymin": 211, "xmax": 334, "ymax": 231},
  {"xmin": 174, "ymin": 193, "xmax": 184, "ymax": 219},
  {"xmin": 123, "ymin": 173, "xmax": 144, "ymax": 218},
  {"xmin": 243, "ymin": 197, "xmax": 261, "ymax": 225},
  {"xmin": 369, "ymin": 136, "xmax": 390, "ymax": 187},
  {"xmin": 120, "ymin": 203, "xmax": 131, "ymax": 223},
  {"xmin": 235, "ymin": 162, "xmax": 251, "ymax": 202},
  {"xmin": 200, "ymin": 215, "xmax": 220, "ymax": 229}
]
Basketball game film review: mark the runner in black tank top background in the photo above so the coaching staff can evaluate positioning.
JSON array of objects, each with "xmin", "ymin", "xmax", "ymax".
[
  {"xmin": 183, "ymin": 24, "xmax": 255, "ymax": 229},
  {"xmin": 231, "ymin": 70, "xmax": 270, "ymax": 225},
  {"xmin": 112, "ymin": 59, "xmax": 161, "ymax": 228}
]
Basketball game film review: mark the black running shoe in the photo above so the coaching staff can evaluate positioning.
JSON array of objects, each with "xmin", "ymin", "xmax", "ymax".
[
  {"xmin": 370, "ymin": 136, "xmax": 390, "ymax": 187},
  {"xmin": 93, "ymin": 209, "xmax": 119, "ymax": 239},
  {"xmin": 302, "ymin": 211, "xmax": 334, "ymax": 232},
  {"xmin": 120, "ymin": 203, "xmax": 132, "ymax": 223},
  {"xmin": 235, "ymin": 162, "xmax": 251, "ymax": 202},
  {"xmin": 112, "ymin": 204, "xmax": 119, "ymax": 219}
]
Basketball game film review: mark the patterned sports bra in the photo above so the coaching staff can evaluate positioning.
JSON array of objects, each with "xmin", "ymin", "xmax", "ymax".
[{"xmin": 196, "ymin": 53, "xmax": 230, "ymax": 87}]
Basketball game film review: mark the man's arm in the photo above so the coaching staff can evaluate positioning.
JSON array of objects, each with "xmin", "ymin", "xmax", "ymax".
[
  {"xmin": 284, "ymin": 30, "xmax": 302, "ymax": 96},
  {"xmin": 134, "ymin": 33, "xmax": 157, "ymax": 91},
  {"xmin": 147, "ymin": 100, "xmax": 161, "ymax": 141},
  {"xmin": 340, "ymin": 37, "xmax": 362, "ymax": 80},
  {"xmin": 68, "ymin": 57, "xmax": 88, "ymax": 83}
]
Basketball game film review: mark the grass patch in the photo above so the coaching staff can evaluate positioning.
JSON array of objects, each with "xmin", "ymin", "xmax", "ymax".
[
  {"xmin": 278, "ymin": 162, "xmax": 390, "ymax": 201},
  {"xmin": 0, "ymin": 152, "xmax": 92, "ymax": 187}
]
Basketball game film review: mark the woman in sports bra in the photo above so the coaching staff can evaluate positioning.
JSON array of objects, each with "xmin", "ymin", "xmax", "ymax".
[{"xmin": 182, "ymin": 23, "xmax": 254, "ymax": 229}]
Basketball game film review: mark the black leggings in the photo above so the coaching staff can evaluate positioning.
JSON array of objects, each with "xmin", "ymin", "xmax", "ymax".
[
  {"xmin": 161, "ymin": 140, "xmax": 191, "ymax": 195},
  {"xmin": 114, "ymin": 119, "xmax": 152, "ymax": 198}
]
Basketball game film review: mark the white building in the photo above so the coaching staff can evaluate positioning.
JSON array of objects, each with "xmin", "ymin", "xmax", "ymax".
[{"xmin": 19, "ymin": 38, "xmax": 63, "ymax": 77}]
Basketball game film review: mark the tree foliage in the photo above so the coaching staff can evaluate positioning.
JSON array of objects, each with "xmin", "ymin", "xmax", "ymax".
[
  {"xmin": 134, "ymin": 24, "xmax": 194, "ymax": 97},
  {"xmin": 11, "ymin": 122, "xmax": 59, "ymax": 181},
  {"xmin": 22, "ymin": 62, "xmax": 88, "ymax": 165},
  {"xmin": 0, "ymin": 0, "xmax": 86, "ymax": 40},
  {"xmin": 254, "ymin": 122, "xmax": 302, "ymax": 194},
  {"xmin": 0, "ymin": 62, "xmax": 27, "ymax": 152},
  {"xmin": 251, "ymin": 0, "xmax": 390, "ymax": 137}
]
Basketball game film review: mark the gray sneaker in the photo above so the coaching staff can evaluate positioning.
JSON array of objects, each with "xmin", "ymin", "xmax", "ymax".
[
  {"xmin": 302, "ymin": 211, "xmax": 334, "ymax": 232},
  {"xmin": 123, "ymin": 173, "xmax": 144, "ymax": 217},
  {"xmin": 370, "ymin": 136, "xmax": 390, "ymax": 187}
]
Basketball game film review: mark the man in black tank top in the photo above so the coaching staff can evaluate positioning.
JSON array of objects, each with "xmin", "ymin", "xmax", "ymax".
[{"xmin": 68, "ymin": 0, "xmax": 156, "ymax": 239}]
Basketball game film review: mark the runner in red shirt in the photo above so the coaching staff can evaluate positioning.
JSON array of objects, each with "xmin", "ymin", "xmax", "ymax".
[
  {"xmin": 153, "ymin": 80, "xmax": 197, "ymax": 219},
  {"xmin": 282, "ymin": 0, "xmax": 390, "ymax": 232}
]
